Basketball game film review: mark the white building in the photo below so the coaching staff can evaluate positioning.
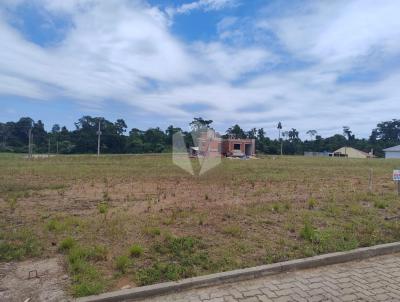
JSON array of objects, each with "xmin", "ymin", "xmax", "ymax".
[
  {"xmin": 330, "ymin": 147, "xmax": 374, "ymax": 159},
  {"xmin": 383, "ymin": 145, "xmax": 400, "ymax": 159}
]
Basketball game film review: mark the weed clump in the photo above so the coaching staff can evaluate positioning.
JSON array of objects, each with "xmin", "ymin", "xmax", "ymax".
[
  {"xmin": 143, "ymin": 226, "xmax": 161, "ymax": 237},
  {"xmin": 300, "ymin": 221, "xmax": 319, "ymax": 243},
  {"xmin": 221, "ymin": 225, "xmax": 242, "ymax": 237},
  {"xmin": 97, "ymin": 201, "xmax": 109, "ymax": 220},
  {"xmin": 115, "ymin": 255, "xmax": 130, "ymax": 273},
  {"xmin": 7, "ymin": 196, "xmax": 18, "ymax": 212},
  {"xmin": 129, "ymin": 244, "xmax": 143, "ymax": 257},
  {"xmin": 61, "ymin": 240, "xmax": 105, "ymax": 297},
  {"xmin": 374, "ymin": 200, "xmax": 389, "ymax": 209},
  {"xmin": 136, "ymin": 236, "xmax": 210, "ymax": 285},
  {"xmin": 59, "ymin": 237, "xmax": 76, "ymax": 252},
  {"xmin": 0, "ymin": 229, "xmax": 41, "ymax": 261},
  {"xmin": 307, "ymin": 198, "xmax": 317, "ymax": 209}
]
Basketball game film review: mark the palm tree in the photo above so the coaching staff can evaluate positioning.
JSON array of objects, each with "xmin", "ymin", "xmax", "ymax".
[{"xmin": 306, "ymin": 130, "xmax": 317, "ymax": 141}]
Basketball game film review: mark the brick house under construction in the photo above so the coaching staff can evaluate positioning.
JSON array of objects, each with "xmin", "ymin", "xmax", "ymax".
[{"xmin": 197, "ymin": 130, "xmax": 256, "ymax": 157}]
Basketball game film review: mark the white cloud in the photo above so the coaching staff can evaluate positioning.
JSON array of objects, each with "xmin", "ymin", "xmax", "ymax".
[
  {"xmin": 259, "ymin": 0, "xmax": 400, "ymax": 68},
  {"xmin": 167, "ymin": 0, "xmax": 239, "ymax": 17},
  {"xmin": 0, "ymin": 0, "xmax": 399, "ymax": 138}
]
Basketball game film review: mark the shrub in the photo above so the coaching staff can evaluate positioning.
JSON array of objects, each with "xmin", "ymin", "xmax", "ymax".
[
  {"xmin": 59, "ymin": 237, "xmax": 76, "ymax": 252},
  {"xmin": 115, "ymin": 255, "xmax": 130, "ymax": 273},
  {"xmin": 374, "ymin": 200, "xmax": 388, "ymax": 209},
  {"xmin": 136, "ymin": 264, "xmax": 163, "ymax": 285},
  {"xmin": 97, "ymin": 202, "xmax": 109, "ymax": 215},
  {"xmin": 7, "ymin": 196, "xmax": 18, "ymax": 212},
  {"xmin": 144, "ymin": 227, "xmax": 161, "ymax": 237},
  {"xmin": 46, "ymin": 218, "xmax": 66, "ymax": 232},
  {"xmin": 307, "ymin": 198, "xmax": 317, "ymax": 209},
  {"xmin": 129, "ymin": 244, "xmax": 143, "ymax": 257},
  {"xmin": 91, "ymin": 245, "xmax": 108, "ymax": 261},
  {"xmin": 300, "ymin": 221, "xmax": 319, "ymax": 243},
  {"xmin": 222, "ymin": 225, "xmax": 242, "ymax": 237}
]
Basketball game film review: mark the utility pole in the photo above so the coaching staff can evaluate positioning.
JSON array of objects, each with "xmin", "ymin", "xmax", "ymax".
[
  {"xmin": 56, "ymin": 141, "xmax": 59, "ymax": 154},
  {"xmin": 48, "ymin": 138, "xmax": 51, "ymax": 156},
  {"xmin": 277, "ymin": 122, "xmax": 283, "ymax": 156},
  {"xmin": 97, "ymin": 119, "xmax": 102, "ymax": 157},
  {"xmin": 28, "ymin": 128, "xmax": 33, "ymax": 158}
]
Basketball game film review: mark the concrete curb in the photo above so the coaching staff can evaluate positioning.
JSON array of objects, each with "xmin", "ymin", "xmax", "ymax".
[{"xmin": 77, "ymin": 242, "xmax": 400, "ymax": 302}]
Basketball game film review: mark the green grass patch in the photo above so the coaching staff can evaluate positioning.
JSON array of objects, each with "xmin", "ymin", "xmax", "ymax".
[
  {"xmin": 0, "ymin": 228, "xmax": 41, "ymax": 261},
  {"xmin": 374, "ymin": 200, "xmax": 389, "ymax": 209},
  {"xmin": 129, "ymin": 244, "xmax": 143, "ymax": 257},
  {"xmin": 115, "ymin": 255, "xmax": 131, "ymax": 273},
  {"xmin": 136, "ymin": 236, "xmax": 210, "ymax": 285},
  {"xmin": 63, "ymin": 239, "xmax": 106, "ymax": 297},
  {"xmin": 59, "ymin": 236, "xmax": 76, "ymax": 252},
  {"xmin": 221, "ymin": 225, "xmax": 242, "ymax": 237}
]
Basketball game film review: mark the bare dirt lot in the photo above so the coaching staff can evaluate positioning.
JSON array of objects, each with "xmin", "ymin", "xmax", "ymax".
[
  {"xmin": 1, "ymin": 154, "xmax": 400, "ymax": 298},
  {"xmin": 0, "ymin": 257, "xmax": 69, "ymax": 301}
]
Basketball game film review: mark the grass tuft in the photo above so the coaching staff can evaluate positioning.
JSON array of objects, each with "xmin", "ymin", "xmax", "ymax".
[
  {"xmin": 115, "ymin": 255, "xmax": 130, "ymax": 273},
  {"xmin": 129, "ymin": 244, "xmax": 143, "ymax": 257},
  {"xmin": 59, "ymin": 236, "xmax": 76, "ymax": 252}
]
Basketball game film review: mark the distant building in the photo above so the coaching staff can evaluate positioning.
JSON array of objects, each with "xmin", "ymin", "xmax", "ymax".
[
  {"xmin": 304, "ymin": 151, "xmax": 330, "ymax": 157},
  {"xmin": 222, "ymin": 137, "xmax": 256, "ymax": 157},
  {"xmin": 383, "ymin": 145, "xmax": 400, "ymax": 159},
  {"xmin": 197, "ymin": 130, "xmax": 256, "ymax": 157},
  {"xmin": 330, "ymin": 147, "xmax": 374, "ymax": 159}
]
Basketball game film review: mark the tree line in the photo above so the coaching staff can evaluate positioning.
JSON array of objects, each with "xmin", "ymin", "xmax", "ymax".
[{"xmin": 0, "ymin": 116, "xmax": 399, "ymax": 157}]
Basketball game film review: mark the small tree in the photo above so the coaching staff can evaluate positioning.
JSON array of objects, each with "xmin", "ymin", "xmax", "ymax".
[{"xmin": 306, "ymin": 130, "xmax": 317, "ymax": 141}]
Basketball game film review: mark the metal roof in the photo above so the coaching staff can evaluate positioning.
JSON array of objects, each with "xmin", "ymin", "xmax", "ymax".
[{"xmin": 383, "ymin": 145, "xmax": 400, "ymax": 152}]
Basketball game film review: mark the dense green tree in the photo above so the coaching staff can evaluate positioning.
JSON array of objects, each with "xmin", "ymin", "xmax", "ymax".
[
  {"xmin": 1, "ymin": 116, "xmax": 399, "ymax": 157},
  {"xmin": 189, "ymin": 117, "xmax": 213, "ymax": 131},
  {"xmin": 226, "ymin": 124, "xmax": 247, "ymax": 139}
]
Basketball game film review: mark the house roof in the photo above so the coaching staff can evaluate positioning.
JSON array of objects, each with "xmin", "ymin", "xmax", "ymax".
[
  {"xmin": 383, "ymin": 145, "xmax": 400, "ymax": 152},
  {"xmin": 333, "ymin": 147, "xmax": 370, "ymax": 156}
]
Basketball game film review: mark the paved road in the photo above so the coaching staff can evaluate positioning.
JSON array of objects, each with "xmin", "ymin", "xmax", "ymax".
[{"xmin": 137, "ymin": 253, "xmax": 400, "ymax": 302}]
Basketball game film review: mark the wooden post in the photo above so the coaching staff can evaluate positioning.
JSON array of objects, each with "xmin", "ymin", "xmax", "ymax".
[{"xmin": 368, "ymin": 168, "xmax": 373, "ymax": 193}]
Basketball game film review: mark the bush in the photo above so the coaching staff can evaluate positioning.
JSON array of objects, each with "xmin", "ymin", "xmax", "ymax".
[
  {"xmin": 374, "ymin": 200, "xmax": 388, "ymax": 209},
  {"xmin": 46, "ymin": 218, "xmax": 65, "ymax": 232},
  {"xmin": 307, "ymin": 198, "xmax": 317, "ymax": 209},
  {"xmin": 97, "ymin": 202, "xmax": 109, "ymax": 215},
  {"xmin": 115, "ymin": 255, "xmax": 130, "ymax": 273},
  {"xmin": 59, "ymin": 237, "xmax": 76, "ymax": 252},
  {"xmin": 300, "ymin": 221, "xmax": 319, "ymax": 243},
  {"xmin": 91, "ymin": 245, "xmax": 108, "ymax": 261},
  {"xmin": 222, "ymin": 225, "xmax": 242, "ymax": 237},
  {"xmin": 144, "ymin": 227, "xmax": 161, "ymax": 237},
  {"xmin": 129, "ymin": 244, "xmax": 143, "ymax": 257}
]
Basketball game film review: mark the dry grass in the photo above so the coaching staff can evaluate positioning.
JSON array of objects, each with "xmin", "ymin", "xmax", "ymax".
[{"xmin": 1, "ymin": 153, "xmax": 400, "ymax": 296}]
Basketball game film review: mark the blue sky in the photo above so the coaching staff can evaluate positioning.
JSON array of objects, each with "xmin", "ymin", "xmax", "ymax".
[{"xmin": 0, "ymin": 0, "xmax": 399, "ymax": 138}]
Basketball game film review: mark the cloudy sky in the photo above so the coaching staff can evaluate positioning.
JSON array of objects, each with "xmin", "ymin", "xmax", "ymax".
[{"xmin": 0, "ymin": 0, "xmax": 399, "ymax": 138}]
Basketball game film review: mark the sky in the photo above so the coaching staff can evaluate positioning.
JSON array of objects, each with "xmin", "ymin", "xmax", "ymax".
[{"xmin": 0, "ymin": 0, "xmax": 399, "ymax": 138}]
